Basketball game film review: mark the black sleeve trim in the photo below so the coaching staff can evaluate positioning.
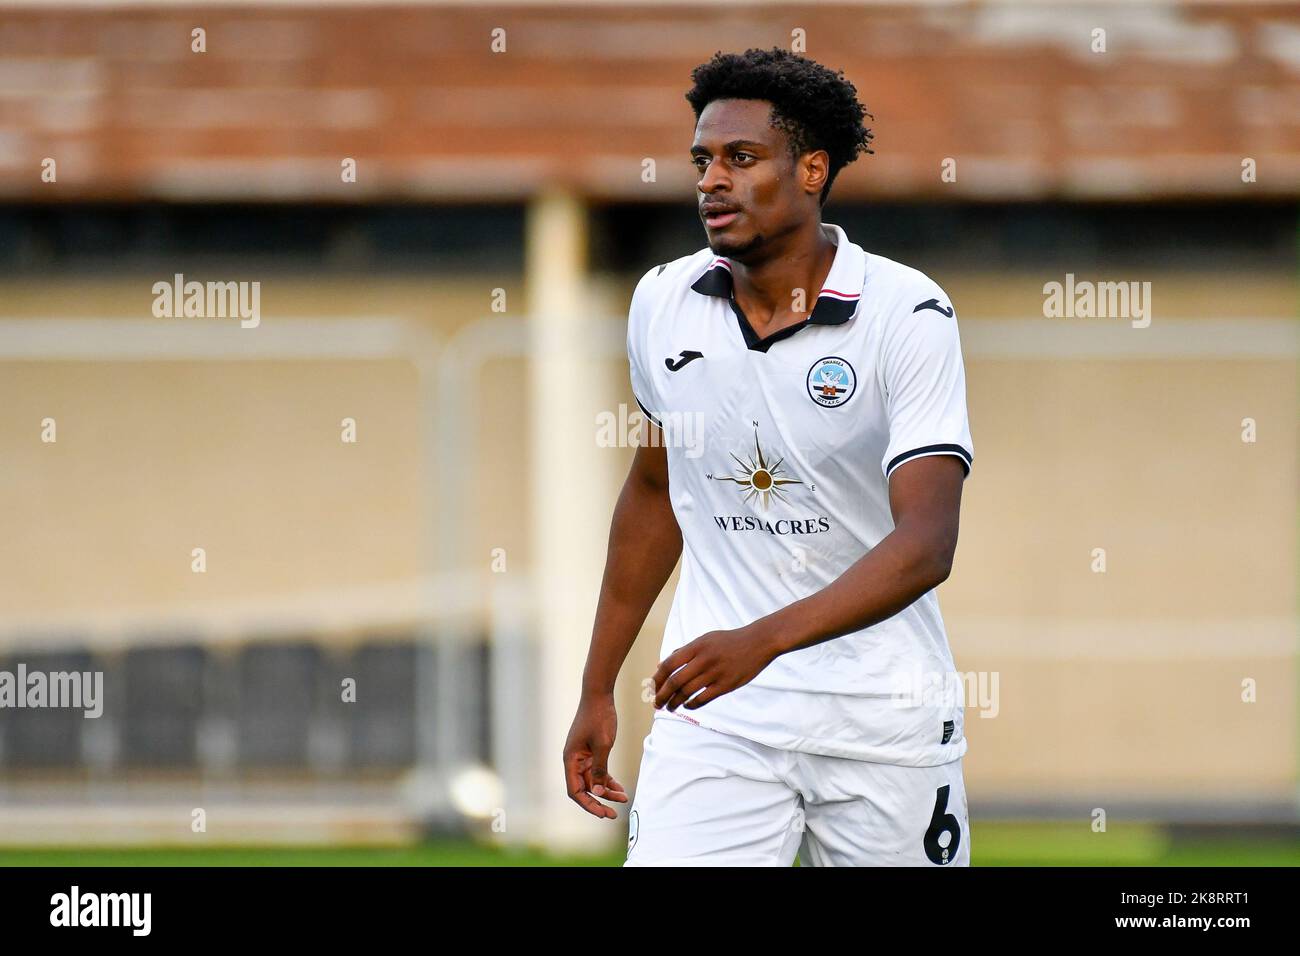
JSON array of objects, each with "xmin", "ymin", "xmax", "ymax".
[
  {"xmin": 634, "ymin": 394, "xmax": 663, "ymax": 430},
  {"xmin": 887, "ymin": 443, "xmax": 972, "ymax": 477}
]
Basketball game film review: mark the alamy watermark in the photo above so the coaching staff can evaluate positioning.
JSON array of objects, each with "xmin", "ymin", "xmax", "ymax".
[
  {"xmin": 596, "ymin": 403, "xmax": 705, "ymax": 459},
  {"xmin": 0, "ymin": 664, "xmax": 103, "ymax": 718},
  {"xmin": 890, "ymin": 666, "xmax": 999, "ymax": 718},
  {"xmin": 152, "ymin": 273, "xmax": 260, "ymax": 328},
  {"xmin": 50, "ymin": 886, "xmax": 150, "ymax": 936},
  {"xmin": 1043, "ymin": 273, "xmax": 1151, "ymax": 328}
]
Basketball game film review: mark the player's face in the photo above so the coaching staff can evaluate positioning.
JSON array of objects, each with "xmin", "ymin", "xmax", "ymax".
[{"xmin": 691, "ymin": 98, "xmax": 810, "ymax": 261}]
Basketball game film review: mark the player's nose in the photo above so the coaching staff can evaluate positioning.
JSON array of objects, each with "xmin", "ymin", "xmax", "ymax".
[{"xmin": 696, "ymin": 159, "xmax": 730, "ymax": 194}]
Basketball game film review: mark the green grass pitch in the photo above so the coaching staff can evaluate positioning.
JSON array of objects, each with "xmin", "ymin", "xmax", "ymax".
[{"xmin": 0, "ymin": 822, "xmax": 1296, "ymax": 866}]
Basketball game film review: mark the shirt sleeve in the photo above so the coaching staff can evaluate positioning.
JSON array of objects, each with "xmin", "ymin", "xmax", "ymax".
[
  {"xmin": 627, "ymin": 265, "xmax": 664, "ymax": 429},
  {"xmin": 879, "ymin": 281, "xmax": 974, "ymax": 479}
]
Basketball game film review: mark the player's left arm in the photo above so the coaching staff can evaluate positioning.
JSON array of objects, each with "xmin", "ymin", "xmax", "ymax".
[{"xmin": 654, "ymin": 457, "xmax": 963, "ymax": 711}]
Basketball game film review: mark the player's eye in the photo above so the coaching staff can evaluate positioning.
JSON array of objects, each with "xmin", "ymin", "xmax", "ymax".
[{"xmin": 733, "ymin": 152, "xmax": 755, "ymax": 163}]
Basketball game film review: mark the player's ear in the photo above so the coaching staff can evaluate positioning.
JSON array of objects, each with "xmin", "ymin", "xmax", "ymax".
[{"xmin": 802, "ymin": 149, "xmax": 829, "ymax": 197}]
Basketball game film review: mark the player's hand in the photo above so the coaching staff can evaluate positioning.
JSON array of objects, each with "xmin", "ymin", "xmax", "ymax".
[
  {"xmin": 653, "ymin": 624, "xmax": 782, "ymax": 712},
  {"xmin": 562, "ymin": 693, "xmax": 630, "ymax": 820}
]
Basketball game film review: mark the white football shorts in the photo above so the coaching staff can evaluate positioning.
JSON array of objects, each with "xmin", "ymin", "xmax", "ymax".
[{"xmin": 623, "ymin": 712, "xmax": 970, "ymax": 867}]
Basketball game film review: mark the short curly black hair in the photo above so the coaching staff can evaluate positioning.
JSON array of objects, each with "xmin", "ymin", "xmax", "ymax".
[{"xmin": 685, "ymin": 47, "xmax": 873, "ymax": 207}]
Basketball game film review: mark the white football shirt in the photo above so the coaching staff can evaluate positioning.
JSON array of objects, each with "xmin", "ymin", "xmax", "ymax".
[{"xmin": 627, "ymin": 221, "xmax": 973, "ymax": 766}]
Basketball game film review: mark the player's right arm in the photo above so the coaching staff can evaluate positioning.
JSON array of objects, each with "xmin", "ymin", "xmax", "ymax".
[
  {"xmin": 563, "ymin": 421, "xmax": 681, "ymax": 819},
  {"xmin": 564, "ymin": 263, "xmax": 680, "ymax": 819}
]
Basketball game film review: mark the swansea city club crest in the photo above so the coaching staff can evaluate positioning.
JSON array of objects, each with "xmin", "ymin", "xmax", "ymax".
[{"xmin": 806, "ymin": 356, "xmax": 857, "ymax": 408}]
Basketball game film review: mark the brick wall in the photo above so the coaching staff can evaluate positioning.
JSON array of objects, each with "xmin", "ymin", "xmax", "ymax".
[{"xmin": 0, "ymin": 2, "xmax": 1296, "ymax": 200}]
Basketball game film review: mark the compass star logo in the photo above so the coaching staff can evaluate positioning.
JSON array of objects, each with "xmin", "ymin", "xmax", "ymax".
[{"xmin": 708, "ymin": 424, "xmax": 804, "ymax": 508}]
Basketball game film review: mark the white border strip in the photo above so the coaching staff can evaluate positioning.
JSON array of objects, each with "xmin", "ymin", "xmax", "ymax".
[
  {"xmin": 961, "ymin": 318, "xmax": 1299, "ymax": 360},
  {"xmin": 0, "ymin": 317, "xmax": 1294, "ymax": 361},
  {"xmin": 0, "ymin": 318, "xmax": 434, "ymax": 360},
  {"xmin": 952, "ymin": 616, "xmax": 1296, "ymax": 660}
]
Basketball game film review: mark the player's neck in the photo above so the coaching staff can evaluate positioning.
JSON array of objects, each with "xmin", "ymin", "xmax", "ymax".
[{"xmin": 728, "ymin": 221, "xmax": 836, "ymax": 335}]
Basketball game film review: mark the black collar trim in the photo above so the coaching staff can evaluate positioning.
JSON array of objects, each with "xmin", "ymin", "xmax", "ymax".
[{"xmin": 690, "ymin": 258, "xmax": 859, "ymax": 326}]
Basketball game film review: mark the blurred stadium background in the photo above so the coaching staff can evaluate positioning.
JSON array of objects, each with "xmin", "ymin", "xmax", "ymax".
[{"xmin": 0, "ymin": 0, "xmax": 1296, "ymax": 866}]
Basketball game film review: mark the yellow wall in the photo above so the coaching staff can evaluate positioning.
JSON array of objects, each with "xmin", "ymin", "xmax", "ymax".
[{"xmin": 0, "ymin": 270, "xmax": 1294, "ymax": 801}]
